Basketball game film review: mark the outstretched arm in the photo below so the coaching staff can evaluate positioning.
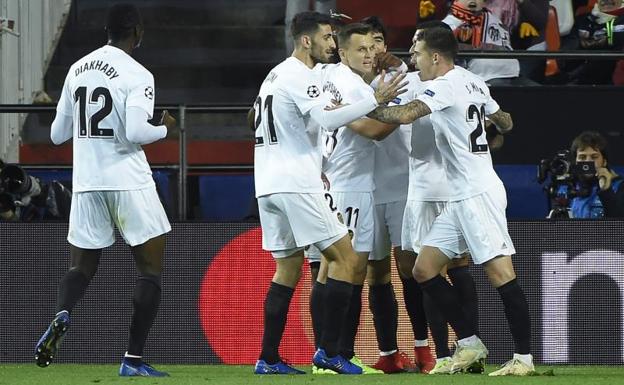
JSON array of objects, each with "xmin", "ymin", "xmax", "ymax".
[
  {"xmin": 487, "ymin": 109, "xmax": 513, "ymax": 134},
  {"xmin": 367, "ymin": 99, "xmax": 432, "ymax": 125},
  {"xmin": 347, "ymin": 118, "xmax": 398, "ymax": 141}
]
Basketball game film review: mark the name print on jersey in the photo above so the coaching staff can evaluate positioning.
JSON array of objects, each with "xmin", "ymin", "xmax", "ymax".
[
  {"xmin": 322, "ymin": 81, "xmax": 342, "ymax": 104},
  {"xmin": 75, "ymin": 60, "xmax": 120, "ymax": 80},
  {"xmin": 465, "ymin": 81, "xmax": 486, "ymax": 96}
]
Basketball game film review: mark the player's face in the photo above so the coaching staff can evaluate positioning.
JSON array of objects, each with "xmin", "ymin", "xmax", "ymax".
[
  {"xmin": 576, "ymin": 146, "xmax": 607, "ymax": 169},
  {"xmin": 310, "ymin": 24, "xmax": 337, "ymax": 64},
  {"xmin": 458, "ymin": 0, "xmax": 485, "ymax": 12},
  {"xmin": 370, "ymin": 31, "xmax": 387, "ymax": 55},
  {"xmin": 340, "ymin": 33, "xmax": 376, "ymax": 76},
  {"xmin": 409, "ymin": 30, "xmax": 421, "ymax": 67},
  {"xmin": 412, "ymin": 40, "xmax": 436, "ymax": 80}
]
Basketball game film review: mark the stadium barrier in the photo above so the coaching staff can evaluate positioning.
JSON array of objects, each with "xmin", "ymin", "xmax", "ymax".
[{"xmin": 1, "ymin": 220, "xmax": 623, "ymax": 365}]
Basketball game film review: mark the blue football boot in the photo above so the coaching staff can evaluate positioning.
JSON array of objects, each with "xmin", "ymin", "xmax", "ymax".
[
  {"xmin": 35, "ymin": 311, "xmax": 70, "ymax": 367},
  {"xmin": 254, "ymin": 359, "xmax": 306, "ymax": 374},
  {"xmin": 312, "ymin": 348, "xmax": 363, "ymax": 374},
  {"xmin": 119, "ymin": 358, "xmax": 170, "ymax": 377}
]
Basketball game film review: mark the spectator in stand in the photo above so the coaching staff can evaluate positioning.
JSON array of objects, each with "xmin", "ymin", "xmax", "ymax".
[
  {"xmin": 443, "ymin": 0, "xmax": 536, "ymax": 84},
  {"xmin": 486, "ymin": 0, "xmax": 549, "ymax": 82},
  {"xmin": 568, "ymin": 0, "xmax": 624, "ymax": 84}
]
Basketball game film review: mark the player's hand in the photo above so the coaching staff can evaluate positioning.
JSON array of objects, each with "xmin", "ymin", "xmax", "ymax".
[
  {"xmin": 597, "ymin": 167, "xmax": 617, "ymax": 191},
  {"xmin": 519, "ymin": 22, "xmax": 538, "ymax": 38},
  {"xmin": 485, "ymin": 120, "xmax": 504, "ymax": 151},
  {"xmin": 160, "ymin": 110, "xmax": 176, "ymax": 130},
  {"xmin": 419, "ymin": 0, "xmax": 436, "ymax": 19},
  {"xmin": 374, "ymin": 70, "xmax": 408, "ymax": 105},
  {"xmin": 374, "ymin": 52, "xmax": 403, "ymax": 73}
]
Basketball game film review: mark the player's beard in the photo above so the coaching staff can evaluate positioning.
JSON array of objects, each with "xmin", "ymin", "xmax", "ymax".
[{"xmin": 310, "ymin": 44, "xmax": 333, "ymax": 65}]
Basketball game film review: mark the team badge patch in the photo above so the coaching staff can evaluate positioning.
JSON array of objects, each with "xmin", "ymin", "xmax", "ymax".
[
  {"xmin": 307, "ymin": 85, "xmax": 320, "ymax": 98},
  {"xmin": 424, "ymin": 89, "xmax": 435, "ymax": 97},
  {"xmin": 144, "ymin": 86, "xmax": 154, "ymax": 100}
]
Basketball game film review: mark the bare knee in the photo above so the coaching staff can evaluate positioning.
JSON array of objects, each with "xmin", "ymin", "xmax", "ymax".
[
  {"xmin": 367, "ymin": 258, "xmax": 391, "ymax": 286},
  {"xmin": 483, "ymin": 255, "xmax": 516, "ymax": 288},
  {"xmin": 395, "ymin": 248, "xmax": 417, "ymax": 279}
]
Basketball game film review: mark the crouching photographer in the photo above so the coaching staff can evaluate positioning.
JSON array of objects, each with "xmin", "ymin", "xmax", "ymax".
[
  {"xmin": 569, "ymin": 131, "xmax": 624, "ymax": 218},
  {"xmin": 0, "ymin": 159, "xmax": 71, "ymax": 221}
]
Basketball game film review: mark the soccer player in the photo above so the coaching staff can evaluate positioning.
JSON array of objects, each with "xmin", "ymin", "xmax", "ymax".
[
  {"xmin": 360, "ymin": 16, "xmax": 430, "ymax": 374},
  {"xmin": 366, "ymin": 26, "xmax": 534, "ymax": 376},
  {"xmin": 252, "ymin": 12, "xmax": 405, "ymax": 375},
  {"xmin": 35, "ymin": 4, "xmax": 175, "ymax": 377},
  {"xmin": 399, "ymin": 21, "xmax": 481, "ymax": 375},
  {"xmin": 307, "ymin": 22, "xmax": 400, "ymax": 375}
]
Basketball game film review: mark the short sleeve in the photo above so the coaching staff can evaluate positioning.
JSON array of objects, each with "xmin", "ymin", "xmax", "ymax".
[
  {"xmin": 416, "ymin": 78, "xmax": 455, "ymax": 113},
  {"xmin": 126, "ymin": 70, "xmax": 155, "ymax": 119},
  {"xmin": 483, "ymin": 85, "xmax": 500, "ymax": 115},
  {"xmin": 56, "ymin": 74, "xmax": 73, "ymax": 117}
]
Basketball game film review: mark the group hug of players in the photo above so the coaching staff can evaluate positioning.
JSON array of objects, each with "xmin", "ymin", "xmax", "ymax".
[{"xmin": 253, "ymin": 11, "xmax": 533, "ymax": 376}]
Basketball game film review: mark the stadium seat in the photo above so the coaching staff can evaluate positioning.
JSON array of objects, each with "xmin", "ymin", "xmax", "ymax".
[
  {"xmin": 550, "ymin": 0, "xmax": 575, "ymax": 36},
  {"xmin": 545, "ymin": 6, "xmax": 562, "ymax": 77}
]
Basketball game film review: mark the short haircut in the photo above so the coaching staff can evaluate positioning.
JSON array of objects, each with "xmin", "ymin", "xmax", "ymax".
[
  {"xmin": 290, "ymin": 11, "xmax": 334, "ymax": 41},
  {"xmin": 415, "ymin": 20, "xmax": 452, "ymax": 32},
  {"xmin": 337, "ymin": 23, "xmax": 372, "ymax": 48},
  {"xmin": 416, "ymin": 26, "xmax": 458, "ymax": 60},
  {"xmin": 360, "ymin": 16, "xmax": 387, "ymax": 40},
  {"xmin": 106, "ymin": 3, "xmax": 142, "ymax": 41},
  {"xmin": 571, "ymin": 131, "xmax": 610, "ymax": 163}
]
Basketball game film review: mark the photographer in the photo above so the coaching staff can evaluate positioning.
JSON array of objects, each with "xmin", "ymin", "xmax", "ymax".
[{"xmin": 570, "ymin": 131, "xmax": 624, "ymax": 218}]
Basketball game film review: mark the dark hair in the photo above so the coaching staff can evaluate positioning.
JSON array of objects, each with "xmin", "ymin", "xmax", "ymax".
[
  {"xmin": 415, "ymin": 20, "xmax": 452, "ymax": 32},
  {"xmin": 360, "ymin": 16, "xmax": 387, "ymax": 40},
  {"xmin": 290, "ymin": 11, "xmax": 334, "ymax": 41},
  {"xmin": 571, "ymin": 131, "xmax": 610, "ymax": 163},
  {"xmin": 337, "ymin": 23, "xmax": 372, "ymax": 48},
  {"xmin": 416, "ymin": 27, "xmax": 458, "ymax": 60},
  {"xmin": 106, "ymin": 3, "xmax": 142, "ymax": 41}
]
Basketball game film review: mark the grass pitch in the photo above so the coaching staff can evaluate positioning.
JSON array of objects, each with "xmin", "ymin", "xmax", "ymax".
[{"xmin": 0, "ymin": 364, "xmax": 622, "ymax": 385}]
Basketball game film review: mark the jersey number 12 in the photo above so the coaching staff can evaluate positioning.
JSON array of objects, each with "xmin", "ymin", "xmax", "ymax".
[
  {"xmin": 75, "ymin": 86, "xmax": 114, "ymax": 138},
  {"xmin": 254, "ymin": 95, "xmax": 278, "ymax": 146}
]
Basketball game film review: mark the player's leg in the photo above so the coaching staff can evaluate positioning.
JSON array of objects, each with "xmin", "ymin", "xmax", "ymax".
[
  {"xmin": 307, "ymin": 251, "xmax": 324, "ymax": 349},
  {"xmin": 483, "ymin": 256, "xmax": 533, "ymax": 376},
  {"xmin": 312, "ymin": 235, "xmax": 364, "ymax": 374},
  {"xmin": 252, "ymin": 193, "xmax": 309, "ymax": 374},
  {"xmin": 113, "ymin": 188, "xmax": 171, "ymax": 377},
  {"xmin": 447, "ymin": 256, "xmax": 479, "ymax": 337},
  {"xmin": 35, "ymin": 191, "xmax": 112, "ymax": 368}
]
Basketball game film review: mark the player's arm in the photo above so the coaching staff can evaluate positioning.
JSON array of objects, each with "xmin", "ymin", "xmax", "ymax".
[
  {"xmin": 50, "ymin": 75, "xmax": 74, "ymax": 145},
  {"xmin": 50, "ymin": 112, "xmax": 73, "ymax": 145},
  {"xmin": 367, "ymin": 99, "xmax": 432, "ymax": 124},
  {"xmin": 309, "ymin": 70, "xmax": 407, "ymax": 131},
  {"xmin": 126, "ymin": 107, "xmax": 174, "ymax": 145},
  {"xmin": 247, "ymin": 107, "xmax": 255, "ymax": 131},
  {"xmin": 347, "ymin": 118, "xmax": 398, "ymax": 141},
  {"xmin": 487, "ymin": 109, "xmax": 513, "ymax": 134}
]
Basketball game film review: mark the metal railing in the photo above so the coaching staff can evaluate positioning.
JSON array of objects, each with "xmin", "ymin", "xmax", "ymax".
[{"xmin": 2, "ymin": 50, "xmax": 624, "ymax": 219}]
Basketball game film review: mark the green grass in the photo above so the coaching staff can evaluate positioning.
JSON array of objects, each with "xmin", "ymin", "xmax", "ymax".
[{"xmin": 0, "ymin": 364, "xmax": 622, "ymax": 385}]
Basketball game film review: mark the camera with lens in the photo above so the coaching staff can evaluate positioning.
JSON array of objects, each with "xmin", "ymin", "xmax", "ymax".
[
  {"xmin": 0, "ymin": 160, "xmax": 71, "ymax": 221},
  {"xmin": 537, "ymin": 150, "xmax": 596, "ymax": 218}
]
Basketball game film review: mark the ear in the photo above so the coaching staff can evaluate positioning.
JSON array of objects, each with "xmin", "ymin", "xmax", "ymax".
[
  {"xmin": 301, "ymin": 35, "xmax": 312, "ymax": 49},
  {"xmin": 432, "ymin": 52, "xmax": 439, "ymax": 64},
  {"xmin": 338, "ymin": 48, "xmax": 347, "ymax": 62}
]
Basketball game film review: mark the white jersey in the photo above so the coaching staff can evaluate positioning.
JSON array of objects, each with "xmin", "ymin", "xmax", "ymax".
[
  {"xmin": 406, "ymin": 72, "xmax": 450, "ymax": 201},
  {"xmin": 371, "ymin": 74, "xmax": 411, "ymax": 204},
  {"xmin": 417, "ymin": 66, "xmax": 503, "ymax": 201},
  {"xmin": 56, "ymin": 45, "xmax": 157, "ymax": 192},
  {"xmin": 254, "ymin": 57, "xmax": 329, "ymax": 197},
  {"xmin": 443, "ymin": 13, "xmax": 520, "ymax": 81},
  {"xmin": 317, "ymin": 63, "xmax": 375, "ymax": 192}
]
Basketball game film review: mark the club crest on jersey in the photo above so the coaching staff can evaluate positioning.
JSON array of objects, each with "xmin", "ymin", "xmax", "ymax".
[
  {"xmin": 144, "ymin": 86, "xmax": 154, "ymax": 100},
  {"xmin": 424, "ymin": 89, "xmax": 435, "ymax": 97},
  {"xmin": 307, "ymin": 85, "xmax": 320, "ymax": 98}
]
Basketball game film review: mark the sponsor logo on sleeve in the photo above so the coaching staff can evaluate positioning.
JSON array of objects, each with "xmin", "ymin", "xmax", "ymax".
[
  {"xmin": 144, "ymin": 86, "xmax": 154, "ymax": 100},
  {"xmin": 307, "ymin": 85, "xmax": 320, "ymax": 98},
  {"xmin": 424, "ymin": 89, "xmax": 435, "ymax": 97}
]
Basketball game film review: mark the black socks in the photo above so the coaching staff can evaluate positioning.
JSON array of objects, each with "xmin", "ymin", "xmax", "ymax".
[
  {"xmin": 497, "ymin": 279, "xmax": 531, "ymax": 354},
  {"xmin": 369, "ymin": 282, "xmax": 399, "ymax": 353},
  {"xmin": 259, "ymin": 282, "xmax": 294, "ymax": 364}
]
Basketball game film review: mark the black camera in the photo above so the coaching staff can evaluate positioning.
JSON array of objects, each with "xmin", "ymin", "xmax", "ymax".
[
  {"xmin": 537, "ymin": 150, "xmax": 596, "ymax": 218},
  {"xmin": 0, "ymin": 161, "xmax": 71, "ymax": 221}
]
